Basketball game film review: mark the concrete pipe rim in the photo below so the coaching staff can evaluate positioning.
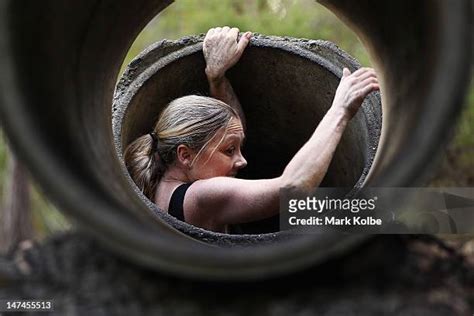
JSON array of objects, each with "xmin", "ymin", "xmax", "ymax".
[{"xmin": 112, "ymin": 34, "xmax": 381, "ymax": 251}]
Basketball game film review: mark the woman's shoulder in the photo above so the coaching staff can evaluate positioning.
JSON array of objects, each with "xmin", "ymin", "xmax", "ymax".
[
  {"xmin": 186, "ymin": 176, "xmax": 283, "ymax": 202},
  {"xmin": 184, "ymin": 177, "xmax": 282, "ymax": 224},
  {"xmin": 186, "ymin": 177, "xmax": 248, "ymax": 201}
]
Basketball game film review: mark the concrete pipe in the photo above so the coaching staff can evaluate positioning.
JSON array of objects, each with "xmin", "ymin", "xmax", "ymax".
[
  {"xmin": 113, "ymin": 35, "xmax": 381, "ymax": 235},
  {"xmin": 0, "ymin": 0, "xmax": 471, "ymax": 281}
]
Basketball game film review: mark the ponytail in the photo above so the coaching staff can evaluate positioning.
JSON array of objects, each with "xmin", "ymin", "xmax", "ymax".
[{"xmin": 124, "ymin": 134, "xmax": 164, "ymax": 200}]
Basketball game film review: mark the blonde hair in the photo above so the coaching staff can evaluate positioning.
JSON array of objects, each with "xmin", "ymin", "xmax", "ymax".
[{"xmin": 124, "ymin": 95, "xmax": 238, "ymax": 199}]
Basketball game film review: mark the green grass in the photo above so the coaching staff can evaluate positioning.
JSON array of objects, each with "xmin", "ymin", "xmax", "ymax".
[
  {"xmin": 121, "ymin": 0, "xmax": 371, "ymax": 75},
  {"xmin": 454, "ymin": 78, "xmax": 474, "ymax": 150},
  {"xmin": 429, "ymin": 75, "xmax": 474, "ymax": 186}
]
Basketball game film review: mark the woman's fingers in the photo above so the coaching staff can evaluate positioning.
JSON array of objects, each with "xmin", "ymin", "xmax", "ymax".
[
  {"xmin": 353, "ymin": 79, "xmax": 379, "ymax": 102},
  {"xmin": 229, "ymin": 27, "xmax": 239, "ymax": 41},
  {"xmin": 350, "ymin": 67, "xmax": 376, "ymax": 79},
  {"xmin": 350, "ymin": 67, "xmax": 371, "ymax": 77},
  {"xmin": 332, "ymin": 66, "xmax": 379, "ymax": 120},
  {"xmin": 237, "ymin": 32, "xmax": 252, "ymax": 54},
  {"xmin": 205, "ymin": 28, "xmax": 215, "ymax": 38},
  {"xmin": 354, "ymin": 70, "xmax": 377, "ymax": 83},
  {"xmin": 203, "ymin": 26, "xmax": 252, "ymax": 78},
  {"xmin": 342, "ymin": 67, "xmax": 351, "ymax": 78},
  {"xmin": 353, "ymin": 76, "xmax": 378, "ymax": 91},
  {"xmin": 358, "ymin": 83, "xmax": 380, "ymax": 99}
]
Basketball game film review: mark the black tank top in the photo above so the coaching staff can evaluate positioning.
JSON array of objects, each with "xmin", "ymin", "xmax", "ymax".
[
  {"xmin": 168, "ymin": 182, "xmax": 241, "ymax": 234},
  {"xmin": 168, "ymin": 183, "xmax": 193, "ymax": 222}
]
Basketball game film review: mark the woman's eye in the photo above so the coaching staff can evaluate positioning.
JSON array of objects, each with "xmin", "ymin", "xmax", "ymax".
[{"xmin": 226, "ymin": 147, "xmax": 235, "ymax": 155}]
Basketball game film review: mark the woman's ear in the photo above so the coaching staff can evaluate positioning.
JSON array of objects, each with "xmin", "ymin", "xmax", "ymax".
[{"xmin": 176, "ymin": 144, "xmax": 194, "ymax": 168}]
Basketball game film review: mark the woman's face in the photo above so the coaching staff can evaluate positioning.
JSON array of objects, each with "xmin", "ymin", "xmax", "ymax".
[{"xmin": 189, "ymin": 117, "xmax": 247, "ymax": 179}]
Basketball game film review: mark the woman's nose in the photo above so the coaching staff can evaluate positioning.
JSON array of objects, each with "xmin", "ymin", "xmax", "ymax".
[{"xmin": 235, "ymin": 154, "xmax": 247, "ymax": 169}]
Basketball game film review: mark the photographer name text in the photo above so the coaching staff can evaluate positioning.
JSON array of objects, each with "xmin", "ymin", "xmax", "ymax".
[{"xmin": 286, "ymin": 196, "xmax": 383, "ymax": 227}]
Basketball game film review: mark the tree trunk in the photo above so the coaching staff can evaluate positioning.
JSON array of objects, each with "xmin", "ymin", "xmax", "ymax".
[{"xmin": 0, "ymin": 148, "xmax": 33, "ymax": 253}]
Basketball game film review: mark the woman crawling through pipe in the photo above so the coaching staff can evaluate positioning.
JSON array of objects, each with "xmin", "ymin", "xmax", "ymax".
[{"xmin": 124, "ymin": 27, "xmax": 379, "ymax": 233}]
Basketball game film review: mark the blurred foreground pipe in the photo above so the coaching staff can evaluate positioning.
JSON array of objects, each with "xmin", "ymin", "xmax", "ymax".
[{"xmin": 0, "ymin": 0, "xmax": 471, "ymax": 280}]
